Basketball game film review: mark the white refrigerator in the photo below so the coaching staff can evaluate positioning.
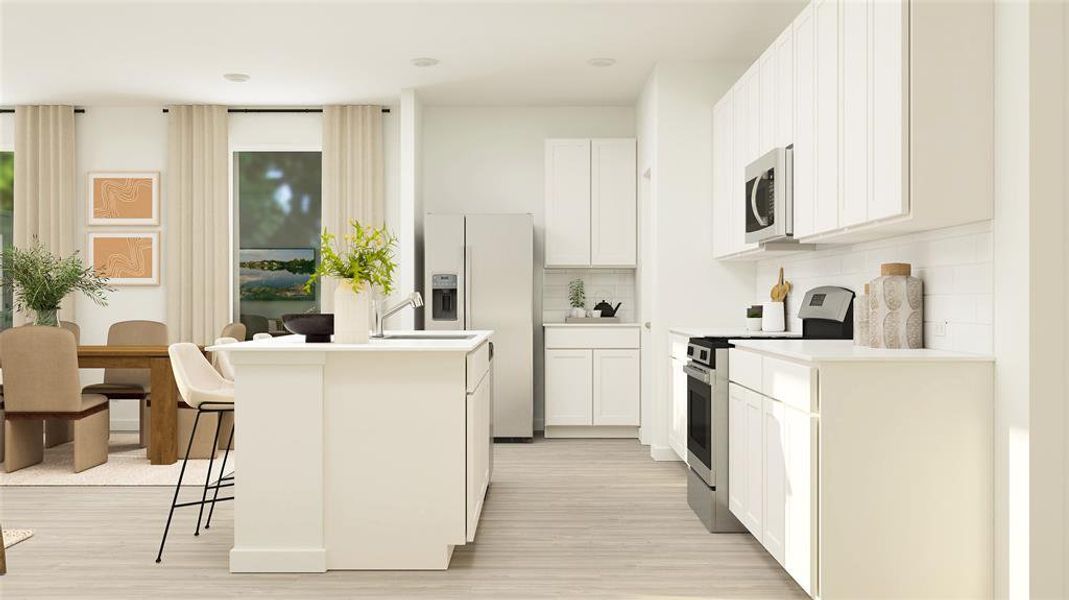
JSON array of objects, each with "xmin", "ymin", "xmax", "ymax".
[{"xmin": 424, "ymin": 213, "xmax": 534, "ymax": 440}]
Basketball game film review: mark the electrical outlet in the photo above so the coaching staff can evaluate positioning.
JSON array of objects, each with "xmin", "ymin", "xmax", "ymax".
[{"xmin": 930, "ymin": 321, "xmax": 947, "ymax": 337}]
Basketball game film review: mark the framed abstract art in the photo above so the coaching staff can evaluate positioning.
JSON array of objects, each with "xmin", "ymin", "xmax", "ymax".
[
  {"xmin": 87, "ymin": 171, "xmax": 159, "ymax": 225},
  {"xmin": 87, "ymin": 231, "xmax": 160, "ymax": 286}
]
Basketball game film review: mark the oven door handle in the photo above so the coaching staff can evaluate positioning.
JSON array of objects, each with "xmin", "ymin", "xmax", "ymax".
[{"xmin": 684, "ymin": 364, "xmax": 713, "ymax": 384}]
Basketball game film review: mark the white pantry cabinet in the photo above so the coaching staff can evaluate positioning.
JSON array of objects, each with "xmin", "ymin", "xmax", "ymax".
[
  {"xmin": 728, "ymin": 342, "xmax": 993, "ymax": 599},
  {"xmin": 544, "ymin": 325, "xmax": 640, "ymax": 437},
  {"xmin": 668, "ymin": 333, "xmax": 690, "ymax": 461},
  {"xmin": 545, "ymin": 138, "xmax": 636, "ymax": 268}
]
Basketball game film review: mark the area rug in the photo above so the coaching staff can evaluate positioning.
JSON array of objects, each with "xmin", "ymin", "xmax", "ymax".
[
  {"xmin": 0, "ymin": 434, "xmax": 235, "ymax": 487},
  {"xmin": 2, "ymin": 529, "xmax": 33, "ymax": 549}
]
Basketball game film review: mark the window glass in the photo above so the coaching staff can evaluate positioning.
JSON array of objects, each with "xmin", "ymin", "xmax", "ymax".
[
  {"xmin": 235, "ymin": 151, "xmax": 322, "ymax": 337},
  {"xmin": 0, "ymin": 152, "xmax": 12, "ymax": 329}
]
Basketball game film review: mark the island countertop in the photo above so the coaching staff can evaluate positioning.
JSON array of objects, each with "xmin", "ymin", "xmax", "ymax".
[{"xmin": 209, "ymin": 330, "xmax": 493, "ymax": 353}]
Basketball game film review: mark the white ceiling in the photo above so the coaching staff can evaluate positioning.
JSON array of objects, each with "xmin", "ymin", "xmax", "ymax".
[{"xmin": 0, "ymin": 0, "xmax": 805, "ymax": 107}]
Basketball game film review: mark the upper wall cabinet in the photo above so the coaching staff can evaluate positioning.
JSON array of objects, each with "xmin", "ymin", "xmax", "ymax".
[
  {"xmin": 713, "ymin": 0, "xmax": 994, "ymax": 258},
  {"xmin": 545, "ymin": 138, "xmax": 636, "ymax": 268}
]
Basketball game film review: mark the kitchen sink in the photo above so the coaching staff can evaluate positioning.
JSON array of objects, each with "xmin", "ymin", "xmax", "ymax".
[{"xmin": 380, "ymin": 333, "xmax": 477, "ymax": 340}]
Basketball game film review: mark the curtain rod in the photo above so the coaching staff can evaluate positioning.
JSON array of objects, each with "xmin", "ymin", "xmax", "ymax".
[
  {"xmin": 0, "ymin": 108, "xmax": 86, "ymax": 114},
  {"xmin": 160, "ymin": 108, "xmax": 391, "ymax": 114}
]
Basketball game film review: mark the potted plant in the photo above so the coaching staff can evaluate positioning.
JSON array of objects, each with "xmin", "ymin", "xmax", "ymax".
[
  {"xmin": 746, "ymin": 305, "xmax": 763, "ymax": 332},
  {"xmin": 568, "ymin": 278, "xmax": 586, "ymax": 318},
  {"xmin": 306, "ymin": 220, "xmax": 397, "ymax": 344},
  {"xmin": 1, "ymin": 239, "xmax": 111, "ymax": 325}
]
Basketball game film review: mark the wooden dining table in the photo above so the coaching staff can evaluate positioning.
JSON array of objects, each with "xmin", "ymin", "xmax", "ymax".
[{"xmin": 77, "ymin": 345, "xmax": 179, "ymax": 465}]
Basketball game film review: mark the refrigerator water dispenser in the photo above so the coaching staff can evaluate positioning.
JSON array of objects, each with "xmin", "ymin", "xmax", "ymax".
[{"xmin": 431, "ymin": 273, "xmax": 458, "ymax": 321}]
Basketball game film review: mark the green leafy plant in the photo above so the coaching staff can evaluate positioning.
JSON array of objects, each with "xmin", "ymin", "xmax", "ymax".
[
  {"xmin": 1, "ymin": 239, "xmax": 112, "ymax": 324},
  {"xmin": 747, "ymin": 305, "xmax": 764, "ymax": 319},
  {"xmin": 306, "ymin": 220, "xmax": 398, "ymax": 296},
  {"xmin": 568, "ymin": 279, "xmax": 586, "ymax": 309}
]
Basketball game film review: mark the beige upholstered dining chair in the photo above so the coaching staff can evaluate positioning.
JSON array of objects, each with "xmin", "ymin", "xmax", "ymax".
[
  {"xmin": 220, "ymin": 322, "xmax": 247, "ymax": 342},
  {"xmin": 212, "ymin": 337, "xmax": 238, "ymax": 449},
  {"xmin": 2, "ymin": 326, "xmax": 110, "ymax": 473},
  {"xmin": 82, "ymin": 320, "xmax": 167, "ymax": 448}
]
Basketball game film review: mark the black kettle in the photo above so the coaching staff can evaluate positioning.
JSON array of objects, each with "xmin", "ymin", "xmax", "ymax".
[{"xmin": 593, "ymin": 300, "xmax": 622, "ymax": 318}]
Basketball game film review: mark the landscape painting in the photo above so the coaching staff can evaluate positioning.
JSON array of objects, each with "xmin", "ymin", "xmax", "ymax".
[{"xmin": 239, "ymin": 248, "xmax": 316, "ymax": 301}]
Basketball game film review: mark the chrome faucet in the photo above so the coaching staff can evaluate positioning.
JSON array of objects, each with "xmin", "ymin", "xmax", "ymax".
[{"xmin": 372, "ymin": 292, "xmax": 424, "ymax": 338}]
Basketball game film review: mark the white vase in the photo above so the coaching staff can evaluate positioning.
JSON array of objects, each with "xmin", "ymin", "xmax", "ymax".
[
  {"xmin": 746, "ymin": 317, "xmax": 763, "ymax": 332},
  {"xmin": 762, "ymin": 301, "xmax": 786, "ymax": 332},
  {"xmin": 333, "ymin": 279, "xmax": 370, "ymax": 344},
  {"xmin": 570, "ymin": 307, "xmax": 585, "ymax": 318}
]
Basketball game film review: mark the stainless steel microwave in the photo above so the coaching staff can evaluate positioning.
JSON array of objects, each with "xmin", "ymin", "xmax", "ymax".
[{"xmin": 744, "ymin": 147, "xmax": 793, "ymax": 244}]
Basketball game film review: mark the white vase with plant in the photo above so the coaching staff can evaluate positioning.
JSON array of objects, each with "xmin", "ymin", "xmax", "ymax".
[
  {"xmin": 1, "ymin": 239, "xmax": 112, "ymax": 326},
  {"xmin": 307, "ymin": 220, "xmax": 397, "ymax": 344},
  {"xmin": 568, "ymin": 278, "xmax": 586, "ymax": 318}
]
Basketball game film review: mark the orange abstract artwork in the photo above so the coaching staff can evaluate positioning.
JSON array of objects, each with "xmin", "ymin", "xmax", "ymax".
[
  {"xmin": 93, "ymin": 177, "xmax": 153, "ymax": 219},
  {"xmin": 91, "ymin": 234, "xmax": 157, "ymax": 284}
]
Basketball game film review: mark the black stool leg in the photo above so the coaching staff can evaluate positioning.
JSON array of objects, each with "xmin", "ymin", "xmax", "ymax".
[
  {"xmin": 205, "ymin": 417, "xmax": 234, "ymax": 530},
  {"xmin": 194, "ymin": 410, "xmax": 224, "ymax": 536},
  {"xmin": 156, "ymin": 408, "xmax": 202, "ymax": 563}
]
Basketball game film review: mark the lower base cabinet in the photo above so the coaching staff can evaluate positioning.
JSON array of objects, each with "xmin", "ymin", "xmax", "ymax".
[
  {"xmin": 729, "ymin": 346, "xmax": 993, "ymax": 599},
  {"xmin": 465, "ymin": 368, "xmax": 492, "ymax": 542},
  {"xmin": 544, "ymin": 326, "xmax": 641, "ymax": 437}
]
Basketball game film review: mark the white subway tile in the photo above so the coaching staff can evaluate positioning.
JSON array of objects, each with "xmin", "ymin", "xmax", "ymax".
[
  {"xmin": 917, "ymin": 266, "xmax": 955, "ymax": 295},
  {"xmin": 950, "ymin": 323, "xmax": 993, "ymax": 354},
  {"xmin": 975, "ymin": 294, "xmax": 993, "ymax": 325},
  {"xmin": 953, "ymin": 263, "xmax": 993, "ymax": 295}
]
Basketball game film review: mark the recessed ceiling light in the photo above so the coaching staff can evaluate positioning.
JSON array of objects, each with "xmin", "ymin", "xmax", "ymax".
[
  {"xmin": 587, "ymin": 58, "xmax": 616, "ymax": 68},
  {"xmin": 223, "ymin": 73, "xmax": 250, "ymax": 83},
  {"xmin": 411, "ymin": 57, "xmax": 440, "ymax": 68}
]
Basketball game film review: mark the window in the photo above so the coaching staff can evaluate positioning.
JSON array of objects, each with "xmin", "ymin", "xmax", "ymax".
[
  {"xmin": 234, "ymin": 151, "xmax": 322, "ymax": 337},
  {"xmin": 0, "ymin": 152, "xmax": 12, "ymax": 330}
]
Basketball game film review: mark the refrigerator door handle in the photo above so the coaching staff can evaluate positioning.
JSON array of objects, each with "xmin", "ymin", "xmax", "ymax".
[{"xmin": 464, "ymin": 246, "xmax": 472, "ymax": 329}]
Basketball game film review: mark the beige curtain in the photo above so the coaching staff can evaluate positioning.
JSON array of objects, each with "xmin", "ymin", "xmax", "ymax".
[
  {"xmin": 164, "ymin": 106, "xmax": 229, "ymax": 344},
  {"xmin": 321, "ymin": 105, "xmax": 384, "ymax": 310},
  {"xmin": 13, "ymin": 105, "xmax": 77, "ymax": 324}
]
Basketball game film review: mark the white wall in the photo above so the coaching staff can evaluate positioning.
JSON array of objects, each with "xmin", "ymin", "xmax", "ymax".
[
  {"xmin": 398, "ymin": 90, "xmax": 422, "ymax": 329},
  {"xmin": 421, "ymin": 105, "xmax": 635, "ymax": 429},
  {"xmin": 637, "ymin": 61, "xmax": 754, "ymax": 459},
  {"xmin": 754, "ymin": 222, "xmax": 993, "ymax": 353}
]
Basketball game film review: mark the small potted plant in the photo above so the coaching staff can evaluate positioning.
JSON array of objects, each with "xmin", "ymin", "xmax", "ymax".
[
  {"xmin": 746, "ymin": 304, "xmax": 763, "ymax": 332},
  {"xmin": 1, "ymin": 239, "xmax": 112, "ymax": 325},
  {"xmin": 568, "ymin": 279, "xmax": 586, "ymax": 319},
  {"xmin": 306, "ymin": 220, "xmax": 397, "ymax": 344}
]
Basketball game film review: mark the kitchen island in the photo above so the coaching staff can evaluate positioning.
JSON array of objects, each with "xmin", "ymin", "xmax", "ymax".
[{"xmin": 212, "ymin": 330, "xmax": 494, "ymax": 573}]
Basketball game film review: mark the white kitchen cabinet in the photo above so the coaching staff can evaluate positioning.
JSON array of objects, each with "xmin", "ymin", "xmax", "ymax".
[
  {"xmin": 544, "ymin": 325, "xmax": 641, "ymax": 437},
  {"xmin": 792, "ymin": 3, "xmax": 816, "ymax": 239},
  {"xmin": 729, "ymin": 341, "xmax": 993, "ymax": 598},
  {"xmin": 593, "ymin": 349, "xmax": 640, "ymax": 426},
  {"xmin": 758, "ymin": 49, "xmax": 776, "ymax": 155},
  {"xmin": 591, "ymin": 139, "xmax": 637, "ymax": 266},
  {"xmin": 545, "ymin": 138, "xmax": 637, "ymax": 268},
  {"xmin": 544, "ymin": 139, "xmax": 592, "ymax": 266},
  {"xmin": 774, "ymin": 28, "xmax": 795, "ymax": 149},
  {"xmin": 727, "ymin": 383, "xmax": 748, "ymax": 520},
  {"xmin": 544, "ymin": 348, "xmax": 593, "ymax": 426},
  {"xmin": 711, "ymin": 96, "xmax": 735, "ymax": 259},
  {"xmin": 466, "ymin": 366, "xmax": 492, "ymax": 542},
  {"xmin": 840, "ymin": 0, "xmax": 870, "ymax": 228},
  {"xmin": 762, "ymin": 395, "xmax": 786, "ymax": 565},
  {"xmin": 869, "ymin": 0, "xmax": 908, "ymax": 223},
  {"xmin": 812, "ymin": 0, "xmax": 840, "ymax": 236}
]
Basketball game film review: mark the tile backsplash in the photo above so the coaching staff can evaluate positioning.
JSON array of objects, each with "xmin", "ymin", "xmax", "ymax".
[
  {"xmin": 755, "ymin": 221, "xmax": 993, "ymax": 354},
  {"xmin": 543, "ymin": 269, "xmax": 636, "ymax": 323}
]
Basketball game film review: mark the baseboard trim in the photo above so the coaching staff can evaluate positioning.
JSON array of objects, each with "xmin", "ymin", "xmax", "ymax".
[
  {"xmin": 650, "ymin": 445, "xmax": 683, "ymax": 462},
  {"xmin": 544, "ymin": 425, "xmax": 638, "ymax": 439}
]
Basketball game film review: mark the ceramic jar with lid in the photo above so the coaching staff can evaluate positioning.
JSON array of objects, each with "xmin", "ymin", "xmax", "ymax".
[
  {"xmin": 854, "ymin": 283, "xmax": 872, "ymax": 347},
  {"xmin": 868, "ymin": 263, "xmax": 923, "ymax": 349}
]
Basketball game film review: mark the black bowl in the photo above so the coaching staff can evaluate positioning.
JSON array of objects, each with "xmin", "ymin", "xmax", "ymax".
[{"xmin": 281, "ymin": 313, "xmax": 334, "ymax": 343}]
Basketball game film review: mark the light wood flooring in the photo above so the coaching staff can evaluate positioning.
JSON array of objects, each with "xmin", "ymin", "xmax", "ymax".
[{"xmin": 0, "ymin": 437, "xmax": 806, "ymax": 599}]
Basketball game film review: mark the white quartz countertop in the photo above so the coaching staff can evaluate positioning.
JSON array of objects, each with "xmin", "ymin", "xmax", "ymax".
[
  {"xmin": 209, "ymin": 330, "xmax": 493, "ymax": 353},
  {"xmin": 668, "ymin": 326, "xmax": 803, "ymax": 339},
  {"xmin": 730, "ymin": 339, "xmax": 994, "ymax": 363},
  {"xmin": 542, "ymin": 322, "xmax": 640, "ymax": 328}
]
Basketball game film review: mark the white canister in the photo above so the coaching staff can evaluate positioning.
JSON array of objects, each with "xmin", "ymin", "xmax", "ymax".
[
  {"xmin": 746, "ymin": 317, "xmax": 763, "ymax": 331},
  {"xmin": 761, "ymin": 301, "xmax": 786, "ymax": 332},
  {"xmin": 333, "ymin": 279, "xmax": 371, "ymax": 344}
]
